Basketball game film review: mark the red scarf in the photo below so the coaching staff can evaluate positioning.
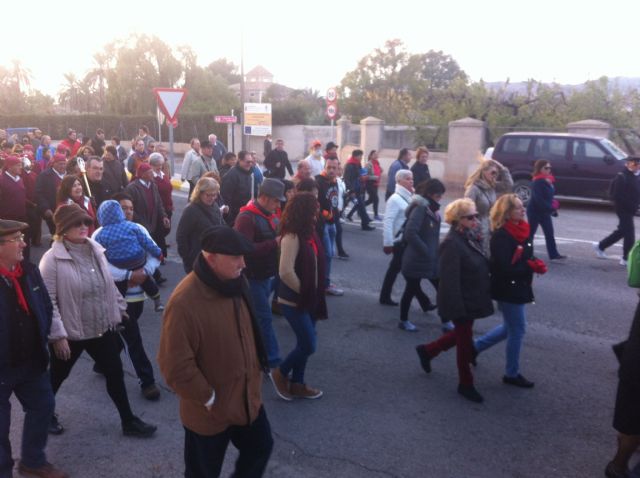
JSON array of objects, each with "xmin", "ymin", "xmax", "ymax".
[
  {"xmin": 239, "ymin": 201, "xmax": 278, "ymax": 232},
  {"xmin": 308, "ymin": 237, "xmax": 318, "ymax": 256},
  {"xmin": 503, "ymin": 220, "xmax": 530, "ymax": 243},
  {"xmin": 532, "ymin": 173, "xmax": 555, "ymax": 183},
  {"xmin": 0, "ymin": 262, "xmax": 29, "ymax": 313}
]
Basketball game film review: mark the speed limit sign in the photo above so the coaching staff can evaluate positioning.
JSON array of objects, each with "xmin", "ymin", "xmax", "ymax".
[
  {"xmin": 326, "ymin": 87, "xmax": 338, "ymax": 103},
  {"xmin": 326, "ymin": 104, "xmax": 338, "ymax": 120}
]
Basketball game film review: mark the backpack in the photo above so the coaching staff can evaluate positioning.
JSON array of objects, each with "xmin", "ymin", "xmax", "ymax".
[{"xmin": 628, "ymin": 240, "xmax": 640, "ymax": 287}]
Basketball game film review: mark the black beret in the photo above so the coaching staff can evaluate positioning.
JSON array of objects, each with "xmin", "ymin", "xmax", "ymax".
[{"xmin": 200, "ymin": 226, "xmax": 255, "ymax": 256}]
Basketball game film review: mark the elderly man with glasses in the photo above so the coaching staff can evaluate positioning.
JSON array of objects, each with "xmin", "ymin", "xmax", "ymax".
[{"xmin": 0, "ymin": 220, "xmax": 68, "ymax": 478}]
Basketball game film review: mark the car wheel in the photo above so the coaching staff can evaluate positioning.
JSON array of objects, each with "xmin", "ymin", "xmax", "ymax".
[{"xmin": 513, "ymin": 179, "xmax": 532, "ymax": 205}]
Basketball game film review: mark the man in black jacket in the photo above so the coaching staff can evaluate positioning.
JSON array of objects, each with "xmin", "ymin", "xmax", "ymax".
[
  {"xmin": 595, "ymin": 156, "xmax": 640, "ymax": 265},
  {"xmin": 221, "ymin": 151, "xmax": 254, "ymax": 226},
  {"xmin": 0, "ymin": 220, "xmax": 68, "ymax": 478},
  {"xmin": 315, "ymin": 158, "xmax": 344, "ymax": 296},
  {"xmin": 263, "ymin": 139, "xmax": 293, "ymax": 179},
  {"xmin": 35, "ymin": 153, "xmax": 67, "ymax": 235}
]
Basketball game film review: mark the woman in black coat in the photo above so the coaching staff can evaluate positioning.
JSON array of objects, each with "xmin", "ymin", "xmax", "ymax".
[
  {"xmin": 605, "ymin": 301, "xmax": 640, "ymax": 478},
  {"xmin": 474, "ymin": 194, "xmax": 547, "ymax": 389},
  {"xmin": 176, "ymin": 177, "xmax": 224, "ymax": 273},
  {"xmin": 398, "ymin": 179, "xmax": 448, "ymax": 332},
  {"xmin": 526, "ymin": 159, "xmax": 565, "ymax": 260},
  {"xmin": 414, "ymin": 198, "xmax": 494, "ymax": 403}
]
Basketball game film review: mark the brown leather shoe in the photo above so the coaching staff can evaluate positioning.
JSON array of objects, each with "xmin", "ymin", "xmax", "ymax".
[
  {"xmin": 269, "ymin": 368, "xmax": 293, "ymax": 401},
  {"xmin": 141, "ymin": 383, "xmax": 161, "ymax": 401},
  {"xmin": 18, "ymin": 462, "xmax": 69, "ymax": 478},
  {"xmin": 290, "ymin": 382, "xmax": 323, "ymax": 399}
]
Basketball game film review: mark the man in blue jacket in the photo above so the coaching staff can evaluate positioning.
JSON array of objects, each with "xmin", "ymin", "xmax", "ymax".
[{"xmin": 0, "ymin": 220, "xmax": 67, "ymax": 478}]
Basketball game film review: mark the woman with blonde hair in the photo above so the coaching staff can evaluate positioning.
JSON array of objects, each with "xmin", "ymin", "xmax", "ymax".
[
  {"xmin": 464, "ymin": 159, "xmax": 513, "ymax": 255},
  {"xmin": 176, "ymin": 177, "xmax": 225, "ymax": 273},
  {"xmin": 472, "ymin": 194, "xmax": 546, "ymax": 389},
  {"xmin": 414, "ymin": 198, "xmax": 494, "ymax": 403}
]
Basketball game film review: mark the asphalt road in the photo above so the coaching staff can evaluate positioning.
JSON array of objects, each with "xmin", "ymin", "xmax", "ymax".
[{"xmin": 10, "ymin": 192, "xmax": 640, "ymax": 478}]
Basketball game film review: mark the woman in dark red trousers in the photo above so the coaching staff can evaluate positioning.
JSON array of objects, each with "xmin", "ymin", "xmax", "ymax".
[{"xmin": 414, "ymin": 198, "xmax": 494, "ymax": 403}]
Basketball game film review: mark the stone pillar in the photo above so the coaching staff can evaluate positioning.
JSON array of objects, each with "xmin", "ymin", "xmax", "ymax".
[
  {"xmin": 567, "ymin": 119, "xmax": 611, "ymax": 138},
  {"xmin": 336, "ymin": 117, "xmax": 351, "ymax": 150},
  {"xmin": 446, "ymin": 117, "xmax": 486, "ymax": 187},
  {"xmin": 360, "ymin": 116, "xmax": 385, "ymax": 154}
]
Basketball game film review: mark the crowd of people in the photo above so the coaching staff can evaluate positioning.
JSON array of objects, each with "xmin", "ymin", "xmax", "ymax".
[{"xmin": 0, "ymin": 126, "xmax": 638, "ymax": 478}]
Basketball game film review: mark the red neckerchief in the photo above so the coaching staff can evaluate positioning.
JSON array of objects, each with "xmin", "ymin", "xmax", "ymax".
[
  {"xmin": 239, "ymin": 201, "xmax": 278, "ymax": 231},
  {"xmin": 0, "ymin": 262, "xmax": 29, "ymax": 313},
  {"xmin": 346, "ymin": 156, "xmax": 361, "ymax": 166},
  {"xmin": 503, "ymin": 220, "xmax": 530, "ymax": 243},
  {"xmin": 308, "ymin": 237, "xmax": 318, "ymax": 256},
  {"xmin": 532, "ymin": 173, "xmax": 555, "ymax": 183}
]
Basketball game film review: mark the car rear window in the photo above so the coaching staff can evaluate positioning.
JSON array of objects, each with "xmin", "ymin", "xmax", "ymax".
[{"xmin": 501, "ymin": 137, "xmax": 531, "ymax": 155}]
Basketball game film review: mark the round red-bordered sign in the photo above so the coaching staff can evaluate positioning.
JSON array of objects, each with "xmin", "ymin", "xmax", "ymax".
[
  {"xmin": 326, "ymin": 87, "xmax": 338, "ymax": 103},
  {"xmin": 326, "ymin": 104, "xmax": 338, "ymax": 120}
]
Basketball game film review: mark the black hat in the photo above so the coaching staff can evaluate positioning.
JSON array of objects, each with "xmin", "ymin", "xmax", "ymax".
[
  {"xmin": 625, "ymin": 156, "xmax": 640, "ymax": 163},
  {"xmin": 325, "ymin": 141, "xmax": 339, "ymax": 151},
  {"xmin": 0, "ymin": 219, "xmax": 28, "ymax": 238},
  {"xmin": 201, "ymin": 226, "xmax": 255, "ymax": 256},
  {"xmin": 258, "ymin": 178, "xmax": 286, "ymax": 201}
]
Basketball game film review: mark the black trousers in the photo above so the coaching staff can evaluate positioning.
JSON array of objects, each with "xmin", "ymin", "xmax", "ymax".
[
  {"xmin": 400, "ymin": 276, "xmax": 440, "ymax": 322},
  {"xmin": 379, "ymin": 243, "xmax": 405, "ymax": 302},
  {"xmin": 365, "ymin": 182, "xmax": 379, "ymax": 217},
  {"xmin": 184, "ymin": 406, "xmax": 273, "ymax": 478},
  {"xmin": 346, "ymin": 194, "xmax": 371, "ymax": 226},
  {"xmin": 49, "ymin": 331, "xmax": 135, "ymax": 424},
  {"xmin": 599, "ymin": 210, "xmax": 635, "ymax": 260},
  {"xmin": 334, "ymin": 215, "xmax": 347, "ymax": 256}
]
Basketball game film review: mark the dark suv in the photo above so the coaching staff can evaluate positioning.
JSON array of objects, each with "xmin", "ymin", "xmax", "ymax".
[{"xmin": 491, "ymin": 132, "xmax": 628, "ymax": 203}]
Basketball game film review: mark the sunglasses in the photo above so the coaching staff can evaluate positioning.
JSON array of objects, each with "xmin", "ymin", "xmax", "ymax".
[
  {"xmin": 462, "ymin": 213, "xmax": 480, "ymax": 221},
  {"xmin": 72, "ymin": 219, "xmax": 93, "ymax": 228},
  {"xmin": 542, "ymin": 166, "xmax": 552, "ymax": 170}
]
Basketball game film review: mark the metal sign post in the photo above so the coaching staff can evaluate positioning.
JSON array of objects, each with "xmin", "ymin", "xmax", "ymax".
[{"xmin": 168, "ymin": 122, "xmax": 175, "ymax": 175}]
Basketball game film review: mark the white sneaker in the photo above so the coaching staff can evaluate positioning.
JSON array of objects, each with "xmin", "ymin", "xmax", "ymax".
[
  {"xmin": 398, "ymin": 320, "xmax": 418, "ymax": 332},
  {"xmin": 441, "ymin": 321, "xmax": 455, "ymax": 333},
  {"xmin": 593, "ymin": 243, "xmax": 607, "ymax": 259},
  {"xmin": 326, "ymin": 284, "xmax": 344, "ymax": 296},
  {"xmin": 620, "ymin": 258, "xmax": 628, "ymax": 267}
]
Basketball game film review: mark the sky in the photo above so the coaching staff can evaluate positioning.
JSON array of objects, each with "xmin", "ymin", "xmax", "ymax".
[{"xmin": 5, "ymin": 0, "xmax": 640, "ymax": 101}]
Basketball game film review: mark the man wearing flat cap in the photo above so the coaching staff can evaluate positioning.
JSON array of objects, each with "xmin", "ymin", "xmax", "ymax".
[
  {"xmin": 0, "ymin": 220, "xmax": 68, "ymax": 478},
  {"xmin": 234, "ymin": 178, "xmax": 285, "ymax": 394},
  {"xmin": 595, "ymin": 156, "xmax": 640, "ymax": 265},
  {"xmin": 158, "ymin": 226, "xmax": 273, "ymax": 477}
]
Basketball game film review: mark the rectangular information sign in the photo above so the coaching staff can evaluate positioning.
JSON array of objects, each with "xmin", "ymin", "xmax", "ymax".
[{"xmin": 243, "ymin": 103, "xmax": 272, "ymax": 136}]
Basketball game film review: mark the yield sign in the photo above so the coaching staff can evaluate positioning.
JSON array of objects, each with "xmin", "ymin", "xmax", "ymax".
[{"xmin": 153, "ymin": 88, "xmax": 187, "ymax": 122}]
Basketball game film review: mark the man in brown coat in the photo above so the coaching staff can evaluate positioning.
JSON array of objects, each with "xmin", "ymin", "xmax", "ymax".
[{"xmin": 157, "ymin": 226, "xmax": 273, "ymax": 478}]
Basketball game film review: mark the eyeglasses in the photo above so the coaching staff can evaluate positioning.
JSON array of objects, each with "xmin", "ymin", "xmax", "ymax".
[
  {"xmin": 461, "ymin": 213, "xmax": 480, "ymax": 221},
  {"xmin": 542, "ymin": 166, "xmax": 552, "ymax": 170},
  {"xmin": 71, "ymin": 219, "xmax": 93, "ymax": 228},
  {"xmin": 0, "ymin": 233, "xmax": 25, "ymax": 244}
]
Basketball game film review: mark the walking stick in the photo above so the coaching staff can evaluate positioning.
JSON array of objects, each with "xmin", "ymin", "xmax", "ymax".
[{"xmin": 76, "ymin": 158, "xmax": 92, "ymax": 198}]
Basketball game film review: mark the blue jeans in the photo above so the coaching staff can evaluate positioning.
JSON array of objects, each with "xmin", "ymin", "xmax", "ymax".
[
  {"xmin": 322, "ymin": 223, "xmax": 336, "ymax": 288},
  {"xmin": 0, "ymin": 365, "xmax": 54, "ymax": 477},
  {"xmin": 474, "ymin": 301, "xmax": 526, "ymax": 378},
  {"xmin": 279, "ymin": 304, "xmax": 317, "ymax": 384},
  {"xmin": 249, "ymin": 278, "xmax": 280, "ymax": 368},
  {"xmin": 528, "ymin": 212, "xmax": 560, "ymax": 259}
]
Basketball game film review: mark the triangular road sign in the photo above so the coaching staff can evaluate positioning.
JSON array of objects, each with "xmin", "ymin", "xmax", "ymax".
[{"xmin": 153, "ymin": 88, "xmax": 187, "ymax": 122}]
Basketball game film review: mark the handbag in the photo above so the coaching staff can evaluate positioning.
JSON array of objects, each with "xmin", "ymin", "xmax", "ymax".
[{"xmin": 627, "ymin": 240, "xmax": 640, "ymax": 287}]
